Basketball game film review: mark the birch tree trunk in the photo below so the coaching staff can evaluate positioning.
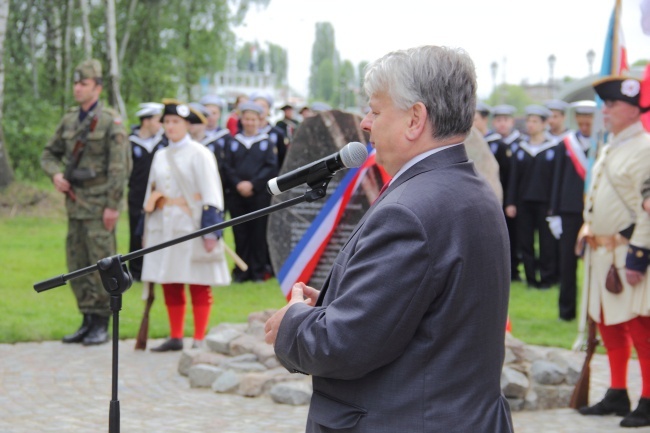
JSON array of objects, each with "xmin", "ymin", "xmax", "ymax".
[
  {"xmin": 118, "ymin": 0, "xmax": 138, "ymax": 66},
  {"xmin": 105, "ymin": 0, "xmax": 126, "ymax": 119},
  {"xmin": 28, "ymin": 5, "xmax": 39, "ymax": 99},
  {"xmin": 63, "ymin": 0, "xmax": 75, "ymax": 109},
  {"xmin": 0, "ymin": 0, "xmax": 13, "ymax": 188},
  {"xmin": 79, "ymin": 0, "xmax": 92, "ymax": 58}
]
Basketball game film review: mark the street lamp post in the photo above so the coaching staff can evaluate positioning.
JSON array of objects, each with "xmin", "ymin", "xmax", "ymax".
[
  {"xmin": 548, "ymin": 54, "xmax": 556, "ymax": 99},
  {"xmin": 587, "ymin": 49, "xmax": 595, "ymax": 76}
]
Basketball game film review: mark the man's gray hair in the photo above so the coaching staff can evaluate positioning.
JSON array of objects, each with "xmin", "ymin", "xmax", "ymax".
[{"xmin": 364, "ymin": 46, "xmax": 477, "ymax": 140}]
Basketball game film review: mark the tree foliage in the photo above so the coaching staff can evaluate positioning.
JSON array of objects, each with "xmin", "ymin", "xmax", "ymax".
[
  {"xmin": 486, "ymin": 84, "xmax": 535, "ymax": 114},
  {"xmin": 308, "ymin": 21, "xmax": 365, "ymax": 110},
  {"xmin": 1, "ymin": 0, "xmax": 268, "ymax": 183}
]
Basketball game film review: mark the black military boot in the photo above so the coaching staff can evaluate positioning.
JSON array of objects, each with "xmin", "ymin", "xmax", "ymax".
[
  {"xmin": 82, "ymin": 315, "xmax": 110, "ymax": 346},
  {"xmin": 150, "ymin": 338, "xmax": 183, "ymax": 352},
  {"xmin": 621, "ymin": 398, "xmax": 650, "ymax": 427},
  {"xmin": 62, "ymin": 314, "xmax": 92, "ymax": 344},
  {"xmin": 579, "ymin": 388, "xmax": 631, "ymax": 416}
]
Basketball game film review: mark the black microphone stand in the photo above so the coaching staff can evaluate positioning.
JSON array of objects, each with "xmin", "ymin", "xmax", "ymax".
[{"xmin": 33, "ymin": 178, "xmax": 332, "ymax": 433}]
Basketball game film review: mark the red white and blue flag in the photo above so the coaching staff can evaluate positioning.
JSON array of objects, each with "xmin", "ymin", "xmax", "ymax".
[
  {"xmin": 585, "ymin": 0, "xmax": 629, "ymax": 191},
  {"xmin": 277, "ymin": 146, "xmax": 388, "ymax": 300}
]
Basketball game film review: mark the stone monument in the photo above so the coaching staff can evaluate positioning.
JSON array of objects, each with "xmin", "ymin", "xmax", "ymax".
[{"xmin": 267, "ymin": 110, "xmax": 382, "ymax": 293}]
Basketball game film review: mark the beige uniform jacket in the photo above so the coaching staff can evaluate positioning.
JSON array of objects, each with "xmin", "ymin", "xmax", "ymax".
[{"xmin": 583, "ymin": 122, "xmax": 650, "ymax": 325}]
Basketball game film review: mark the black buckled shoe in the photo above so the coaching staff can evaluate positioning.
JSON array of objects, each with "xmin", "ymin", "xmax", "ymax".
[
  {"xmin": 579, "ymin": 388, "xmax": 631, "ymax": 416},
  {"xmin": 621, "ymin": 398, "xmax": 650, "ymax": 427},
  {"xmin": 150, "ymin": 338, "xmax": 183, "ymax": 352},
  {"xmin": 62, "ymin": 314, "xmax": 91, "ymax": 344},
  {"xmin": 82, "ymin": 315, "xmax": 110, "ymax": 346}
]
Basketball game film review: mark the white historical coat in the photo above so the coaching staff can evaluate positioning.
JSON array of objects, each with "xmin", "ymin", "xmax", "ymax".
[
  {"xmin": 141, "ymin": 135, "xmax": 230, "ymax": 286},
  {"xmin": 583, "ymin": 122, "xmax": 650, "ymax": 325}
]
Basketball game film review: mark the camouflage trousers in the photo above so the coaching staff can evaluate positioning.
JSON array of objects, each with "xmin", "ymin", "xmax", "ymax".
[{"xmin": 66, "ymin": 218, "xmax": 115, "ymax": 317}]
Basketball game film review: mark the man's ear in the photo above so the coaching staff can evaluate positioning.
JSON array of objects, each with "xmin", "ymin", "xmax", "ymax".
[{"xmin": 406, "ymin": 102, "xmax": 427, "ymax": 141}]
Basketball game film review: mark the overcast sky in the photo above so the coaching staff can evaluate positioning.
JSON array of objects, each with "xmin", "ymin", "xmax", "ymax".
[{"xmin": 233, "ymin": 0, "xmax": 649, "ymax": 99}]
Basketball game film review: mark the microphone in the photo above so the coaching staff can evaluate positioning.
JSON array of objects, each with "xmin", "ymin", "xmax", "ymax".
[{"xmin": 267, "ymin": 141, "xmax": 368, "ymax": 196}]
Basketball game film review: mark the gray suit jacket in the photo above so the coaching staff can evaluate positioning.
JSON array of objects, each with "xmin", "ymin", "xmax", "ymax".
[{"xmin": 275, "ymin": 144, "xmax": 513, "ymax": 433}]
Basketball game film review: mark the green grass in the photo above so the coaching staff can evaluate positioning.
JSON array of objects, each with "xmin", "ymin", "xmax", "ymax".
[
  {"xmin": 0, "ymin": 213, "xmax": 287, "ymax": 343},
  {"xmin": 0, "ymin": 204, "xmax": 584, "ymax": 349}
]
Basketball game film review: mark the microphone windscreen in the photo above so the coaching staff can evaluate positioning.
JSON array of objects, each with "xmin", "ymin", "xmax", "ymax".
[{"xmin": 340, "ymin": 142, "xmax": 368, "ymax": 168}]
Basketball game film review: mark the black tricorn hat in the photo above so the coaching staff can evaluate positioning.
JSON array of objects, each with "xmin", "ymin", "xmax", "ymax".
[
  {"xmin": 161, "ymin": 98, "xmax": 207, "ymax": 124},
  {"xmin": 593, "ymin": 76, "xmax": 650, "ymax": 112}
]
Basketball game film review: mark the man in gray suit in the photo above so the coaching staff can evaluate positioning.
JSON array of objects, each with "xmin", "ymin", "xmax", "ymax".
[{"xmin": 265, "ymin": 45, "xmax": 513, "ymax": 433}]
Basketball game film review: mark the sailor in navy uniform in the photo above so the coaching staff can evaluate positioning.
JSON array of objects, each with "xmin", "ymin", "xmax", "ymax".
[
  {"xmin": 251, "ymin": 91, "xmax": 288, "ymax": 170},
  {"xmin": 492, "ymin": 104, "xmax": 524, "ymax": 281},
  {"xmin": 544, "ymin": 99, "xmax": 572, "ymax": 143},
  {"xmin": 506, "ymin": 105, "xmax": 559, "ymax": 288},
  {"xmin": 221, "ymin": 102, "xmax": 278, "ymax": 283},
  {"xmin": 189, "ymin": 102, "xmax": 231, "ymax": 195},
  {"xmin": 275, "ymin": 103, "xmax": 300, "ymax": 144},
  {"xmin": 128, "ymin": 102, "xmax": 167, "ymax": 280},
  {"xmin": 199, "ymin": 94, "xmax": 226, "ymax": 138},
  {"xmin": 475, "ymin": 102, "xmax": 511, "ymax": 195},
  {"xmin": 548, "ymin": 100, "xmax": 596, "ymax": 320}
]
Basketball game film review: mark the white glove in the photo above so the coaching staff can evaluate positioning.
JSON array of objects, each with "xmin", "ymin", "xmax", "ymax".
[{"xmin": 546, "ymin": 216, "xmax": 562, "ymax": 240}]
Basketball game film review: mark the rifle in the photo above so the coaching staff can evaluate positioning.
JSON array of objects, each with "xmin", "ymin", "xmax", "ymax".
[
  {"xmin": 134, "ymin": 282, "xmax": 155, "ymax": 350},
  {"xmin": 63, "ymin": 113, "xmax": 99, "ymax": 201},
  {"xmin": 569, "ymin": 317, "xmax": 599, "ymax": 409}
]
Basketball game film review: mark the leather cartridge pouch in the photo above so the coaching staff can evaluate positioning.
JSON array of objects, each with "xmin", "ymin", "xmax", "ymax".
[{"xmin": 605, "ymin": 264, "xmax": 623, "ymax": 294}]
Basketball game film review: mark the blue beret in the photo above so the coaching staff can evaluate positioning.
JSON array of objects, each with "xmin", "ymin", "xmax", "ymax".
[
  {"xmin": 189, "ymin": 102, "xmax": 210, "ymax": 118},
  {"xmin": 311, "ymin": 101, "xmax": 332, "ymax": 112}
]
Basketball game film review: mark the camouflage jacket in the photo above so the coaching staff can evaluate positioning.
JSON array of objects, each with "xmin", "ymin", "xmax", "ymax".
[{"xmin": 41, "ymin": 101, "xmax": 130, "ymax": 219}]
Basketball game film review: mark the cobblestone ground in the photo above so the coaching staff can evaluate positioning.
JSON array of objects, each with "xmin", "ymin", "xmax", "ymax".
[{"xmin": 0, "ymin": 339, "xmax": 649, "ymax": 433}]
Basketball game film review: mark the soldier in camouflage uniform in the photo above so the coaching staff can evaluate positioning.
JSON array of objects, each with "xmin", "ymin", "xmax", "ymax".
[{"xmin": 40, "ymin": 59, "xmax": 130, "ymax": 346}]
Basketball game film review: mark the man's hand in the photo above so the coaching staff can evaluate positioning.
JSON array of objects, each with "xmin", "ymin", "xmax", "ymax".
[
  {"xmin": 626, "ymin": 268, "xmax": 644, "ymax": 286},
  {"xmin": 505, "ymin": 205, "xmax": 517, "ymax": 218},
  {"xmin": 103, "ymin": 208, "xmax": 120, "ymax": 231},
  {"xmin": 236, "ymin": 181, "xmax": 254, "ymax": 198},
  {"xmin": 203, "ymin": 237, "xmax": 217, "ymax": 252},
  {"xmin": 53, "ymin": 173, "xmax": 71, "ymax": 194},
  {"xmin": 643, "ymin": 197, "xmax": 650, "ymax": 216},
  {"xmin": 264, "ymin": 282, "xmax": 317, "ymax": 345}
]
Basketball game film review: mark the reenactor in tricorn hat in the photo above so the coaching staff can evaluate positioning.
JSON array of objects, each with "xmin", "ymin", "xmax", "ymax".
[
  {"xmin": 40, "ymin": 59, "xmax": 130, "ymax": 346},
  {"xmin": 141, "ymin": 99, "xmax": 230, "ymax": 352},
  {"xmin": 577, "ymin": 76, "xmax": 650, "ymax": 427}
]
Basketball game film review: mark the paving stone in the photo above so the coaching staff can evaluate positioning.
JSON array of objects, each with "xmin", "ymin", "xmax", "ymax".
[{"xmin": 1, "ymin": 339, "xmax": 649, "ymax": 432}]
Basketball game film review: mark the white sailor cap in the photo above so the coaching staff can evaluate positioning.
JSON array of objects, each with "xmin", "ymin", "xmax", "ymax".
[
  {"xmin": 544, "ymin": 99, "xmax": 569, "ymax": 113},
  {"xmin": 135, "ymin": 102, "xmax": 164, "ymax": 118},
  {"xmin": 476, "ymin": 101, "xmax": 492, "ymax": 115},
  {"xmin": 238, "ymin": 101, "xmax": 264, "ymax": 115},
  {"xmin": 311, "ymin": 101, "xmax": 332, "ymax": 112},
  {"xmin": 199, "ymin": 94, "xmax": 225, "ymax": 107},
  {"xmin": 250, "ymin": 91, "xmax": 274, "ymax": 108},
  {"xmin": 525, "ymin": 104, "xmax": 552, "ymax": 119},
  {"xmin": 570, "ymin": 100, "xmax": 597, "ymax": 115},
  {"xmin": 189, "ymin": 102, "xmax": 210, "ymax": 118},
  {"xmin": 492, "ymin": 104, "xmax": 516, "ymax": 117}
]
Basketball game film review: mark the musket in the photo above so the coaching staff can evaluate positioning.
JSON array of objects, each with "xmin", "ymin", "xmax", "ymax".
[
  {"xmin": 569, "ymin": 316, "xmax": 599, "ymax": 409},
  {"xmin": 134, "ymin": 281, "xmax": 155, "ymax": 350}
]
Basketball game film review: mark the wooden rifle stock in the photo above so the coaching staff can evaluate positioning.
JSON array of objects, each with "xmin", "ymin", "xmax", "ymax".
[
  {"xmin": 64, "ymin": 113, "xmax": 99, "ymax": 202},
  {"xmin": 569, "ymin": 317, "xmax": 599, "ymax": 409},
  {"xmin": 134, "ymin": 282, "xmax": 155, "ymax": 350}
]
